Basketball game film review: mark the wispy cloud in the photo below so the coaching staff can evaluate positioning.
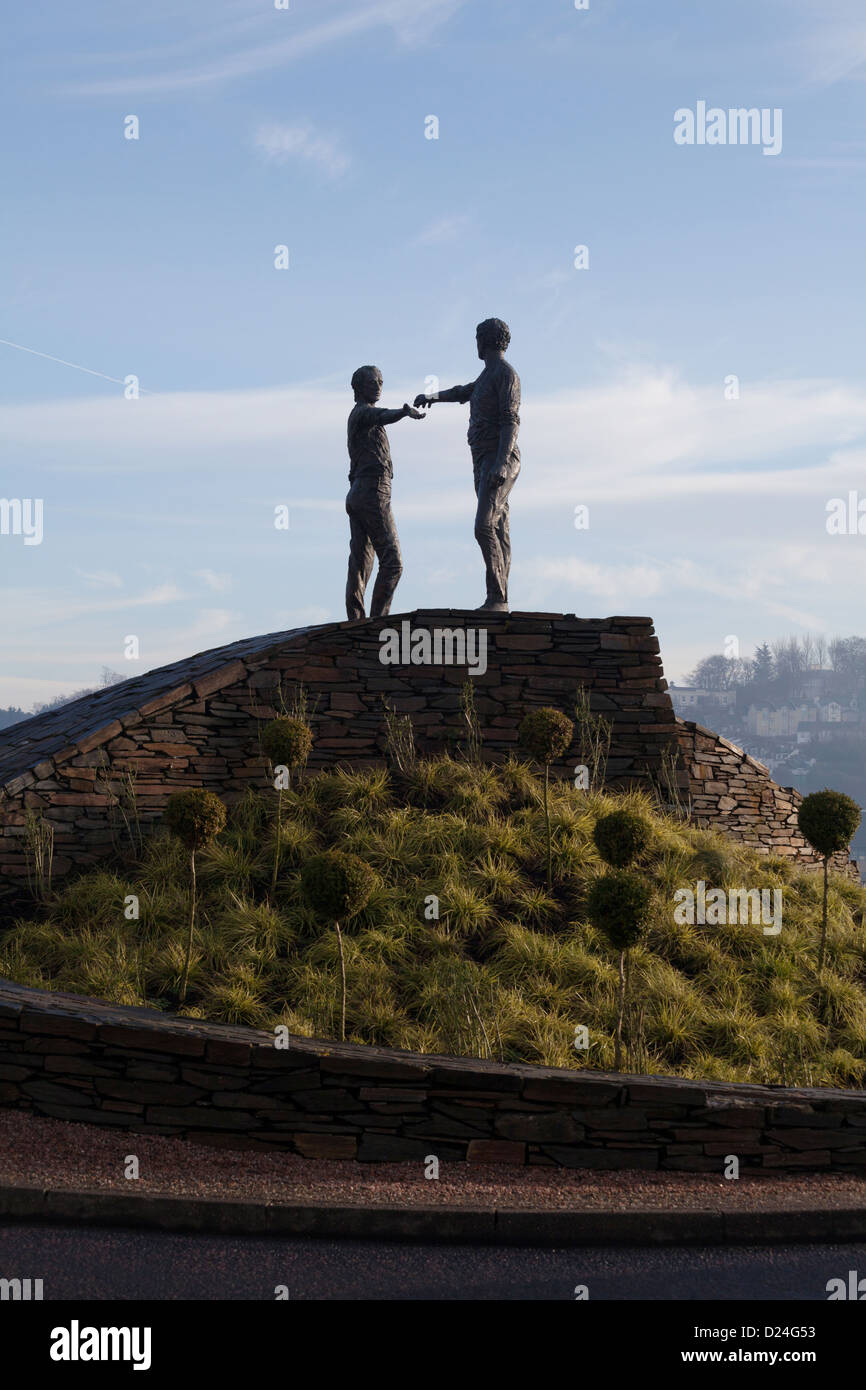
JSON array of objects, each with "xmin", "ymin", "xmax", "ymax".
[
  {"xmin": 60, "ymin": 0, "xmax": 465, "ymax": 97},
  {"xmin": 194, "ymin": 568, "xmax": 232, "ymax": 593},
  {"xmin": 1, "ymin": 601, "xmax": 239, "ymax": 688},
  {"xmin": 798, "ymin": 22, "xmax": 866, "ymax": 85},
  {"xmin": 524, "ymin": 547, "xmax": 836, "ymax": 637},
  {"xmin": 75, "ymin": 569, "xmax": 124, "ymax": 590},
  {"xmin": 413, "ymin": 215, "xmax": 472, "ymax": 246},
  {"xmin": 6, "ymin": 370, "xmax": 866, "ymax": 505},
  {"xmin": 0, "ymin": 584, "xmax": 187, "ymax": 629},
  {"xmin": 6, "ymin": 366, "xmax": 865, "ymax": 704},
  {"xmin": 254, "ymin": 121, "xmax": 349, "ymax": 178},
  {"xmin": 779, "ymin": 0, "xmax": 866, "ymax": 86},
  {"xmin": 525, "ymin": 556, "xmax": 665, "ymax": 601}
]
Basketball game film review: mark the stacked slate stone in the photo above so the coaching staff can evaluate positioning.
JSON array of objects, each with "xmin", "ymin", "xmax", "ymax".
[
  {"xmin": 0, "ymin": 610, "xmax": 856, "ymax": 905},
  {"xmin": 677, "ymin": 720, "xmax": 857, "ymax": 879},
  {"xmin": 1, "ymin": 980, "xmax": 865, "ymax": 1172}
]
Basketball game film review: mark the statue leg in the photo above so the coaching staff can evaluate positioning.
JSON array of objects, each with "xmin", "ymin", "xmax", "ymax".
[
  {"xmin": 498, "ymin": 498, "xmax": 512, "ymax": 590},
  {"xmin": 366, "ymin": 491, "xmax": 404, "ymax": 618},
  {"xmin": 346, "ymin": 501, "xmax": 375, "ymax": 621},
  {"xmin": 474, "ymin": 458, "xmax": 518, "ymax": 608},
  {"xmin": 493, "ymin": 460, "xmax": 519, "ymax": 595}
]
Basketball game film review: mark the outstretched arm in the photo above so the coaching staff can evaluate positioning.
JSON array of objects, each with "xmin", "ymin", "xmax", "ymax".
[
  {"xmin": 413, "ymin": 381, "xmax": 476, "ymax": 408},
  {"xmin": 370, "ymin": 403, "xmax": 426, "ymax": 424}
]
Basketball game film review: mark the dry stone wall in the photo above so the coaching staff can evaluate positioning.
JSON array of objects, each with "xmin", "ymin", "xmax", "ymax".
[
  {"xmin": 0, "ymin": 610, "xmax": 856, "ymax": 908},
  {"xmin": 1, "ymin": 980, "xmax": 864, "ymax": 1172},
  {"xmin": 676, "ymin": 719, "xmax": 857, "ymax": 878},
  {"xmin": 0, "ymin": 610, "xmax": 677, "ymax": 904}
]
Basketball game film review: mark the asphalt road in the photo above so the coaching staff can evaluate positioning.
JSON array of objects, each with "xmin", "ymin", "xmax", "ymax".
[{"xmin": 1, "ymin": 1224, "xmax": 862, "ymax": 1300}]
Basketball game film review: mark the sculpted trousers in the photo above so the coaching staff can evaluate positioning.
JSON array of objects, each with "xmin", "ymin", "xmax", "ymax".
[
  {"xmin": 473, "ymin": 453, "xmax": 520, "ymax": 606},
  {"xmin": 345, "ymin": 481, "xmax": 403, "ymax": 621}
]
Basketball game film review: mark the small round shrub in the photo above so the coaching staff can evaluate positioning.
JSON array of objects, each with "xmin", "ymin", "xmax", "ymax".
[
  {"xmin": 798, "ymin": 789, "xmax": 861, "ymax": 858},
  {"xmin": 586, "ymin": 870, "xmax": 653, "ymax": 951},
  {"xmin": 164, "ymin": 788, "xmax": 227, "ymax": 850},
  {"xmin": 593, "ymin": 809, "xmax": 651, "ymax": 868},
  {"xmin": 300, "ymin": 851, "xmax": 375, "ymax": 923},
  {"xmin": 518, "ymin": 707, "xmax": 573, "ymax": 764},
  {"xmin": 261, "ymin": 717, "xmax": 313, "ymax": 770}
]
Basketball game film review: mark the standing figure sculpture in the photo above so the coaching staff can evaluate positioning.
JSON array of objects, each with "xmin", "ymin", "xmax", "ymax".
[
  {"xmin": 345, "ymin": 365, "xmax": 425, "ymax": 621},
  {"xmin": 415, "ymin": 318, "xmax": 520, "ymax": 612}
]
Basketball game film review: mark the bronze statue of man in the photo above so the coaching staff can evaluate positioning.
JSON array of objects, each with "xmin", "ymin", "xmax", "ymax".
[
  {"xmin": 345, "ymin": 365, "xmax": 425, "ymax": 621},
  {"xmin": 415, "ymin": 318, "xmax": 520, "ymax": 613}
]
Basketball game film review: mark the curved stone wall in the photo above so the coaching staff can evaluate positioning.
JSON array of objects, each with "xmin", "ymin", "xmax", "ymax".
[
  {"xmin": 0, "ymin": 609, "xmax": 856, "ymax": 909},
  {"xmin": 0, "ymin": 610, "xmax": 677, "ymax": 905},
  {"xmin": 676, "ymin": 719, "xmax": 857, "ymax": 878},
  {"xmin": 1, "ymin": 980, "xmax": 864, "ymax": 1171}
]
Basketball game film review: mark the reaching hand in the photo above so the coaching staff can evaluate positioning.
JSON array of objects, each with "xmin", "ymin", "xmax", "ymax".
[
  {"xmin": 412, "ymin": 394, "xmax": 431, "ymax": 410},
  {"xmin": 405, "ymin": 403, "xmax": 426, "ymax": 419}
]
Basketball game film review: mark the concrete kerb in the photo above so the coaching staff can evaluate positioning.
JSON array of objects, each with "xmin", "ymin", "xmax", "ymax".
[{"xmin": 2, "ymin": 1184, "xmax": 866, "ymax": 1246}]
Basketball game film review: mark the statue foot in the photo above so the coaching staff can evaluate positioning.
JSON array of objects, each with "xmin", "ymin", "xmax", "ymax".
[{"xmin": 476, "ymin": 600, "xmax": 508, "ymax": 613}]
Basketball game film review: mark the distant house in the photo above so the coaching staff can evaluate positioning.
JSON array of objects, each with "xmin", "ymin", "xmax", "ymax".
[
  {"xmin": 746, "ymin": 704, "xmax": 810, "ymax": 737},
  {"xmin": 670, "ymin": 687, "xmax": 736, "ymax": 710}
]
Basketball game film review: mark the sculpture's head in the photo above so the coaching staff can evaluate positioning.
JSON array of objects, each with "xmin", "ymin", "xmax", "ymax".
[
  {"xmin": 476, "ymin": 318, "xmax": 511, "ymax": 359},
  {"xmin": 351, "ymin": 365, "xmax": 383, "ymax": 403}
]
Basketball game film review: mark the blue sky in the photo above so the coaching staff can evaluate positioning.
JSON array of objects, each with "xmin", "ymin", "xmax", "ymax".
[{"xmin": 3, "ymin": 0, "xmax": 866, "ymax": 709}]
